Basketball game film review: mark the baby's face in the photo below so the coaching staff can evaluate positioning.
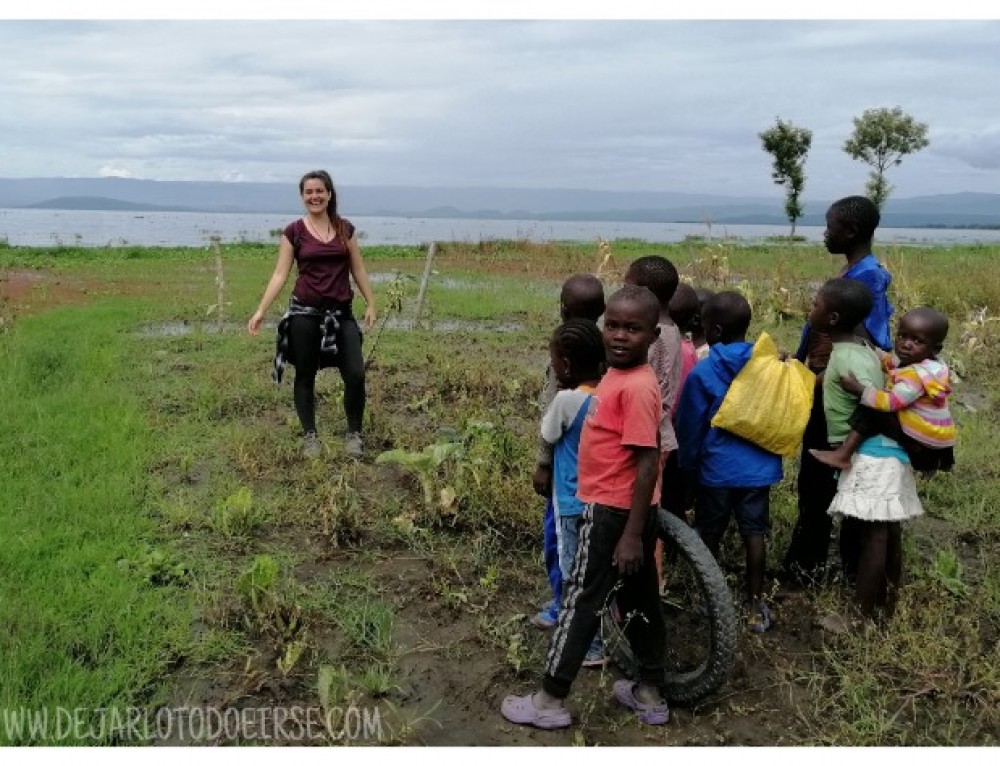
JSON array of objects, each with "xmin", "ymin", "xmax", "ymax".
[{"xmin": 894, "ymin": 314, "xmax": 941, "ymax": 366}]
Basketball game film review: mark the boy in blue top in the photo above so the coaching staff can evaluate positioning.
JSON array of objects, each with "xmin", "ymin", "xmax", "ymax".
[
  {"xmin": 675, "ymin": 291, "xmax": 783, "ymax": 633},
  {"xmin": 793, "ymin": 196, "xmax": 894, "ymax": 360}
]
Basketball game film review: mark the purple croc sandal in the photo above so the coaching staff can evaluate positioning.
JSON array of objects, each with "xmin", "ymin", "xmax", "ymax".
[
  {"xmin": 500, "ymin": 693, "xmax": 572, "ymax": 730},
  {"xmin": 612, "ymin": 680, "xmax": 670, "ymax": 725}
]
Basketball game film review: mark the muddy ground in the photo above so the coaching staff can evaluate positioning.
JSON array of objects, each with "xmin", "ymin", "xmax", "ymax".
[
  {"xmin": 6, "ymin": 261, "xmax": 995, "ymax": 747},
  {"xmin": 156, "ymin": 524, "xmax": 838, "ymax": 747}
]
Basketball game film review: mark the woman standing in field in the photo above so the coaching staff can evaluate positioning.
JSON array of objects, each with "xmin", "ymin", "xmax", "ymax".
[{"xmin": 248, "ymin": 170, "xmax": 377, "ymax": 458}]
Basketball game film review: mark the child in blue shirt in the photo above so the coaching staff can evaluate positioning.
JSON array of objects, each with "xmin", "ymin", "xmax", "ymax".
[
  {"xmin": 675, "ymin": 291, "xmax": 783, "ymax": 633},
  {"xmin": 541, "ymin": 318, "xmax": 607, "ymax": 667},
  {"xmin": 531, "ymin": 275, "xmax": 606, "ymax": 629}
]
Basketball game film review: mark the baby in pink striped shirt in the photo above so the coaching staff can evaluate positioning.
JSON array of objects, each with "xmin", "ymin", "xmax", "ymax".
[{"xmin": 811, "ymin": 307, "xmax": 956, "ymax": 474}]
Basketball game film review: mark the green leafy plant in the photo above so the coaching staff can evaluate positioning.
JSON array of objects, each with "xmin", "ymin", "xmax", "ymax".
[
  {"xmin": 478, "ymin": 564, "xmax": 500, "ymax": 594},
  {"xmin": 318, "ymin": 663, "xmax": 359, "ymax": 711},
  {"xmin": 235, "ymin": 553, "xmax": 280, "ymax": 614},
  {"xmin": 479, "ymin": 614, "xmax": 534, "ymax": 675},
  {"xmin": 931, "ymin": 548, "xmax": 970, "ymax": 599},
  {"xmin": 277, "ymin": 636, "xmax": 308, "ymax": 677},
  {"xmin": 375, "ymin": 437, "xmax": 467, "ymax": 509},
  {"xmin": 234, "ymin": 554, "xmax": 304, "ymax": 651},
  {"xmin": 210, "ymin": 485, "xmax": 267, "ymax": 539},
  {"xmin": 117, "ymin": 546, "xmax": 191, "ymax": 586}
]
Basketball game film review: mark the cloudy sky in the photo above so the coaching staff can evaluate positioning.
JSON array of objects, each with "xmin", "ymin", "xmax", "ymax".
[{"xmin": 1, "ymin": 6, "xmax": 998, "ymax": 201}]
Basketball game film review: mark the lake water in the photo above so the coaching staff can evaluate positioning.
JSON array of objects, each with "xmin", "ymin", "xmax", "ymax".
[{"xmin": 1, "ymin": 207, "xmax": 998, "ymax": 248}]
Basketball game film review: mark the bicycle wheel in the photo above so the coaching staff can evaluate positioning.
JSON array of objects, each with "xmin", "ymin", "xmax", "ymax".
[{"xmin": 600, "ymin": 509, "xmax": 737, "ymax": 706}]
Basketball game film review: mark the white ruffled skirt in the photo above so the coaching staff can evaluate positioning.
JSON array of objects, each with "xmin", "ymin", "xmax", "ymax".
[{"xmin": 827, "ymin": 453, "xmax": 924, "ymax": 522}]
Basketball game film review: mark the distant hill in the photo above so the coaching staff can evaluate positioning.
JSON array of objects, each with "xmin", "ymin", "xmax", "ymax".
[
  {"xmin": 1, "ymin": 177, "xmax": 997, "ymax": 229},
  {"xmin": 25, "ymin": 195, "xmax": 192, "ymax": 213}
]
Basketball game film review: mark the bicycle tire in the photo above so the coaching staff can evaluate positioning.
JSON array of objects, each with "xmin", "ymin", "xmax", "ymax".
[{"xmin": 600, "ymin": 509, "xmax": 738, "ymax": 706}]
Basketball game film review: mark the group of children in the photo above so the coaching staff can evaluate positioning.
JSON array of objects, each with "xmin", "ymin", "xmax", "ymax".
[{"xmin": 501, "ymin": 195, "xmax": 957, "ymax": 730}]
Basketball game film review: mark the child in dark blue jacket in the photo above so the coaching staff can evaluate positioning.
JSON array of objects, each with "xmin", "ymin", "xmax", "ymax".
[{"xmin": 675, "ymin": 291, "xmax": 783, "ymax": 633}]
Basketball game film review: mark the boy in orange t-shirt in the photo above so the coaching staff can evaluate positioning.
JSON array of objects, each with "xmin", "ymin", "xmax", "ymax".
[{"xmin": 501, "ymin": 285, "xmax": 671, "ymax": 729}]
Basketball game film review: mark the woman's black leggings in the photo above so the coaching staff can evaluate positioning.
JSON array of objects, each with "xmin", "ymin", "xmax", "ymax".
[{"xmin": 288, "ymin": 315, "xmax": 365, "ymax": 434}]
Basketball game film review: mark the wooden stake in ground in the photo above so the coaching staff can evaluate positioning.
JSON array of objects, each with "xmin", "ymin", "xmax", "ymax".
[
  {"xmin": 414, "ymin": 242, "xmax": 437, "ymax": 329},
  {"xmin": 210, "ymin": 235, "xmax": 225, "ymax": 333}
]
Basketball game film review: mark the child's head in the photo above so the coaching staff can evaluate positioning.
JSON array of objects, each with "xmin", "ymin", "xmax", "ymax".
[
  {"xmin": 895, "ymin": 307, "xmax": 949, "ymax": 365},
  {"xmin": 550, "ymin": 318, "xmax": 605, "ymax": 388},
  {"xmin": 701, "ymin": 291, "xmax": 752, "ymax": 346},
  {"xmin": 691, "ymin": 288, "xmax": 714, "ymax": 342},
  {"xmin": 602, "ymin": 285, "xmax": 661, "ymax": 369},
  {"xmin": 668, "ymin": 282, "xmax": 701, "ymax": 335},
  {"xmin": 694, "ymin": 287, "xmax": 715, "ymax": 307},
  {"xmin": 809, "ymin": 278, "xmax": 874, "ymax": 335},
  {"xmin": 559, "ymin": 274, "xmax": 606, "ymax": 322},
  {"xmin": 824, "ymin": 196, "xmax": 880, "ymax": 255},
  {"xmin": 623, "ymin": 255, "xmax": 679, "ymax": 309}
]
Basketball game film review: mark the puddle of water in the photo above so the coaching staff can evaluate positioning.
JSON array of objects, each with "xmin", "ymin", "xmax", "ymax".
[
  {"xmin": 2, "ymin": 269, "xmax": 49, "ymax": 283},
  {"xmin": 135, "ymin": 320, "xmax": 247, "ymax": 337},
  {"xmin": 384, "ymin": 317, "xmax": 525, "ymax": 332},
  {"xmin": 368, "ymin": 272, "xmax": 558, "ymax": 296},
  {"xmin": 368, "ymin": 272, "xmax": 479, "ymax": 290},
  {"xmin": 367, "ymin": 272, "xmax": 416, "ymax": 284},
  {"xmin": 136, "ymin": 317, "xmax": 526, "ymax": 337}
]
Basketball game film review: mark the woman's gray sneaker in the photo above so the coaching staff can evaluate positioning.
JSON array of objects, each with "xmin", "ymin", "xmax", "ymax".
[
  {"xmin": 345, "ymin": 431, "xmax": 364, "ymax": 458},
  {"xmin": 303, "ymin": 431, "xmax": 321, "ymax": 459}
]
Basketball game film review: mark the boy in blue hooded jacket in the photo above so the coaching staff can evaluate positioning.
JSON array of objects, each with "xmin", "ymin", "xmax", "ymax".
[{"xmin": 675, "ymin": 291, "xmax": 783, "ymax": 633}]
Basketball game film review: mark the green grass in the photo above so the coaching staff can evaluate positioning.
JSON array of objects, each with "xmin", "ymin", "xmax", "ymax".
[
  {"xmin": 2, "ymin": 238, "xmax": 999, "ymax": 745},
  {"xmin": 0, "ymin": 303, "xmax": 192, "ymax": 744}
]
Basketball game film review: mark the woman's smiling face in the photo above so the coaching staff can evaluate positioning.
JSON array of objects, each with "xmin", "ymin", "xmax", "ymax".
[{"xmin": 301, "ymin": 177, "xmax": 331, "ymax": 213}]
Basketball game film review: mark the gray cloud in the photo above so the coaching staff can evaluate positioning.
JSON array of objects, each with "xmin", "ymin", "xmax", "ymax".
[
  {"xmin": 0, "ymin": 19, "xmax": 997, "ymax": 199},
  {"xmin": 933, "ymin": 127, "xmax": 1000, "ymax": 170}
]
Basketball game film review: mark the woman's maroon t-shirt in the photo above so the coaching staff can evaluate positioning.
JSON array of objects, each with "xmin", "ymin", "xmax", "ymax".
[{"xmin": 283, "ymin": 217, "xmax": 356, "ymax": 309}]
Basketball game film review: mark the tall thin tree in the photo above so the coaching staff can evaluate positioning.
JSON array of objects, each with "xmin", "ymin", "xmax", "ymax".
[
  {"xmin": 759, "ymin": 118, "xmax": 813, "ymax": 237},
  {"xmin": 843, "ymin": 106, "xmax": 930, "ymax": 211}
]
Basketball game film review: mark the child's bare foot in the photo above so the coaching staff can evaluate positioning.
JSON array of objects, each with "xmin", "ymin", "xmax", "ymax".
[{"xmin": 809, "ymin": 448, "xmax": 852, "ymax": 470}]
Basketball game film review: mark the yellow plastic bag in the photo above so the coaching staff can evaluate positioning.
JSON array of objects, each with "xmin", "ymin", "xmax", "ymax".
[{"xmin": 710, "ymin": 332, "xmax": 815, "ymax": 458}]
